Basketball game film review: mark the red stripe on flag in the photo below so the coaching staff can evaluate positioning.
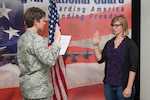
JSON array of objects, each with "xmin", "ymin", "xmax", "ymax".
[{"xmin": 51, "ymin": 56, "xmax": 68, "ymax": 100}]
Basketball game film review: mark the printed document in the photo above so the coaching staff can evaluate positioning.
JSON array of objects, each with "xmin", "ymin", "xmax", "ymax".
[{"xmin": 59, "ymin": 35, "xmax": 71, "ymax": 55}]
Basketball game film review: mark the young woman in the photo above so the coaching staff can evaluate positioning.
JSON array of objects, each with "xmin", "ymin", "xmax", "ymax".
[{"xmin": 93, "ymin": 15, "xmax": 138, "ymax": 100}]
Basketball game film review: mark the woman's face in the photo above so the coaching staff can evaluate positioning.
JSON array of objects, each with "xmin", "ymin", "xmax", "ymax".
[
  {"xmin": 35, "ymin": 17, "xmax": 46, "ymax": 32},
  {"xmin": 111, "ymin": 21, "xmax": 123, "ymax": 36}
]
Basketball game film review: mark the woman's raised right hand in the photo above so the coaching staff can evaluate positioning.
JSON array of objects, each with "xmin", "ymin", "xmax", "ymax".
[
  {"xmin": 54, "ymin": 24, "xmax": 61, "ymax": 45},
  {"xmin": 93, "ymin": 31, "xmax": 100, "ymax": 46}
]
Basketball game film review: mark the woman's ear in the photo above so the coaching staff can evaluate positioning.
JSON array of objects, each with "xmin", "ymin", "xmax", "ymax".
[{"xmin": 33, "ymin": 19, "xmax": 39, "ymax": 27}]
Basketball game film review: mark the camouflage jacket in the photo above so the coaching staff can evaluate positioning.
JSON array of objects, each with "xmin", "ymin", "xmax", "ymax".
[{"xmin": 17, "ymin": 28, "xmax": 60, "ymax": 99}]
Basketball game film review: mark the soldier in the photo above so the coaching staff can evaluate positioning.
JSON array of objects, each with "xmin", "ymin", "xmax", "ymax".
[{"xmin": 17, "ymin": 7, "xmax": 61, "ymax": 100}]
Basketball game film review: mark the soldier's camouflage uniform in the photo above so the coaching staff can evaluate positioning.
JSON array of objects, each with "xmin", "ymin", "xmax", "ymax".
[{"xmin": 17, "ymin": 28, "xmax": 60, "ymax": 99}]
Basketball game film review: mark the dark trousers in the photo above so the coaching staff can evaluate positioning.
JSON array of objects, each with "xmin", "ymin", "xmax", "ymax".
[{"xmin": 104, "ymin": 83, "xmax": 135, "ymax": 100}]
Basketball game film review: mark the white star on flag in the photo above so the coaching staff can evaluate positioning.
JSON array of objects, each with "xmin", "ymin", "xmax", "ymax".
[
  {"xmin": 4, "ymin": 27, "xmax": 20, "ymax": 40},
  {"xmin": 0, "ymin": 2, "xmax": 12, "ymax": 20}
]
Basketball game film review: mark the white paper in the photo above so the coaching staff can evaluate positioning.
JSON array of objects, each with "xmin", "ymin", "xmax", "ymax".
[{"xmin": 59, "ymin": 35, "xmax": 71, "ymax": 55}]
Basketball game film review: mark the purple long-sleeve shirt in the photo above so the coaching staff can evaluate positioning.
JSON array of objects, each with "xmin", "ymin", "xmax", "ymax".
[
  {"xmin": 105, "ymin": 38, "xmax": 125, "ymax": 86},
  {"xmin": 98, "ymin": 36, "xmax": 138, "ymax": 89}
]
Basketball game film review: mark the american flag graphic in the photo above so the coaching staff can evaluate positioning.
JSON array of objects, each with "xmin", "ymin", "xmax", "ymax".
[
  {"xmin": 0, "ymin": 1, "xmax": 24, "ymax": 53},
  {"xmin": 0, "ymin": 1, "xmax": 24, "ymax": 65},
  {"xmin": 0, "ymin": 0, "xmax": 24, "ymax": 99},
  {"xmin": 48, "ymin": 0, "xmax": 68, "ymax": 100}
]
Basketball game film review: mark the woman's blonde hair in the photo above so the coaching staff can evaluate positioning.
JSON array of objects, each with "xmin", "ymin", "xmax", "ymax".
[{"xmin": 111, "ymin": 15, "xmax": 129, "ymax": 37}]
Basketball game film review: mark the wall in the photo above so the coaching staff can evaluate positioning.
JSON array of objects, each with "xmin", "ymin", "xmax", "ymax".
[{"xmin": 141, "ymin": 0, "xmax": 150, "ymax": 100}]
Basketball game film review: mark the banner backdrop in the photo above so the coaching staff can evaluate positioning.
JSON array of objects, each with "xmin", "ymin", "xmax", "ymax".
[
  {"xmin": 57, "ymin": 0, "xmax": 132, "ymax": 89},
  {"xmin": 0, "ymin": 0, "xmax": 132, "ymax": 99}
]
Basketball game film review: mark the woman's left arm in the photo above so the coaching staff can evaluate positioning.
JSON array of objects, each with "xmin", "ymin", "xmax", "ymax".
[
  {"xmin": 123, "ymin": 71, "xmax": 136, "ymax": 98},
  {"xmin": 123, "ymin": 39, "xmax": 139, "ymax": 98}
]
